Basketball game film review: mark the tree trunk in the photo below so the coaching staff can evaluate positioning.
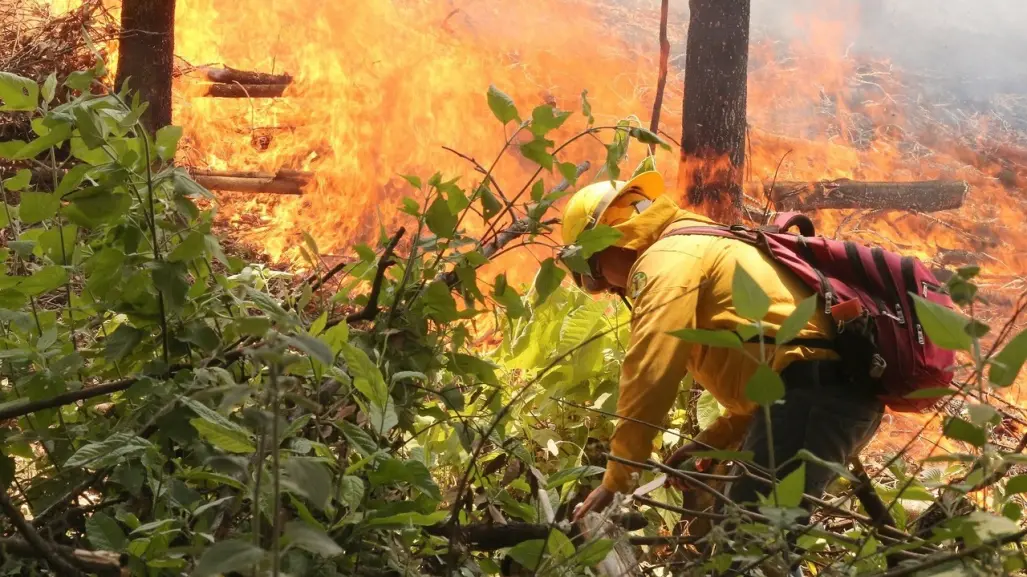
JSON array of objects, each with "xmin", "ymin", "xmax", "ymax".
[
  {"xmin": 679, "ymin": 0, "xmax": 750, "ymax": 222},
  {"xmin": 115, "ymin": 0, "xmax": 176, "ymax": 131}
]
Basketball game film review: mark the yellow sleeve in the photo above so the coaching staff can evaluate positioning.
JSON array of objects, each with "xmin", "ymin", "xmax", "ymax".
[
  {"xmin": 602, "ymin": 256, "xmax": 702, "ymax": 493},
  {"xmin": 694, "ymin": 411, "xmax": 753, "ymax": 451}
]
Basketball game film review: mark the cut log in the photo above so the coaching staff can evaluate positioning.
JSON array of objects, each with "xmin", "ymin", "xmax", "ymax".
[
  {"xmin": 191, "ymin": 66, "xmax": 292, "ymax": 85},
  {"xmin": 751, "ymin": 179, "xmax": 969, "ymax": 212},
  {"xmin": 202, "ymin": 83, "xmax": 290, "ymax": 98},
  {"xmin": 189, "ymin": 169, "xmax": 313, "ymax": 182}
]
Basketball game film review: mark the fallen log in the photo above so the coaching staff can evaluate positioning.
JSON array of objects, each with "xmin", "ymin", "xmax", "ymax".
[
  {"xmin": 189, "ymin": 169, "xmax": 313, "ymax": 182},
  {"xmin": 202, "ymin": 83, "xmax": 290, "ymax": 98},
  {"xmin": 190, "ymin": 65, "xmax": 292, "ymax": 85},
  {"xmin": 0, "ymin": 537, "xmax": 125, "ymax": 576},
  {"xmin": 192, "ymin": 173, "xmax": 309, "ymax": 195},
  {"xmin": 750, "ymin": 179, "xmax": 969, "ymax": 212}
]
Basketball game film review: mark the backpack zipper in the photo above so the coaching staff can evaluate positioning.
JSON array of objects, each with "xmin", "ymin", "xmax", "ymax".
[{"xmin": 872, "ymin": 247, "xmax": 905, "ymax": 324}]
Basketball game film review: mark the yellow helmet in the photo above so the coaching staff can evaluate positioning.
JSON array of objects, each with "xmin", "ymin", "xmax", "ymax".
[
  {"xmin": 560, "ymin": 171, "xmax": 665, "ymax": 246},
  {"xmin": 559, "ymin": 171, "xmax": 665, "ymax": 292}
]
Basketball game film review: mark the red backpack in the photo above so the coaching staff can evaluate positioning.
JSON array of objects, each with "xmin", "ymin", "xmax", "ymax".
[{"xmin": 662, "ymin": 212, "xmax": 957, "ymax": 413}]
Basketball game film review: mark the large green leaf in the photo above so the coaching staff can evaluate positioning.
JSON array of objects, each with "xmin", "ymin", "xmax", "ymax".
[
  {"xmin": 1004, "ymin": 475, "xmax": 1027, "ymax": 497},
  {"xmin": 155, "ymin": 125, "xmax": 183, "ymax": 161},
  {"xmin": 486, "ymin": 85, "xmax": 519, "ymax": 125},
  {"xmin": 425, "ymin": 196, "xmax": 457, "ymax": 239},
  {"xmin": 696, "ymin": 389, "xmax": 724, "ymax": 430},
  {"xmin": 284, "ymin": 521, "xmax": 343, "ymax": 558},
  {"xmin": 190, "ymin": 419, "xmax": 255, "ymax": 454},
  {"xmin": 732, "ymin": 265, "xmax": 771, "ymax": 321},
  {"xmin": 167, "ymin": 231, "xmax": 206, "ymax": 262},
  {"xmin": 668, "ymin": 328, "xmax": 743, "ymax": 349},
  {"xmin": 493, "ymin": 274, "xmax": 526, "ymax": 319},
  {"xmin": 507, "ymin": 539, "xmax": 546, "ymax": 570},
  {"xmin": 911, "ymin": 293, "xmax": 971, "ymax": 351},
  {"xmin": 65, "ymin": 432, "xmax": 152, "ymax": 468},
  {"xmin": 191, "ymin": 540, "xmax": 265, "ymax": 577},
  {"xmin": 0, "ymin": 72, "xmax": 38, "ymax": 111},
  {"xmin": 104, "ymin": 324, "xmax": 143, "ymax": 362},
  {"xmin": 365, "ymin": 510, "xmax": 448, "ymax": 527},
  {"xmin": 576, "ymin": 224, "xmax": 623, "ymax": 258},
  {"xmin": 13, "ymin": 122, "xmax": 72, "ymax": 160},
  {"xmin": 339, "ymin": 475, "xmax": 366, "ymax": 509},
  {"xmin": 86, "ymin": 512, "xmax": 127, "ymax": 552},
  {"xmin": 776, "ymin": 294, "xmax": 818, "ymax": 345},
  {"xmin": 341, "ymin": 343, "xmax": 388, "ymax": 408},
  {"xmin": 16, "ymin": 265, "xmax": 67, "ymax": 296},
  {"xmin": 283, "ymin": 458, "xmax": 333, "ymax": 510},
  {"xmin": 420, "ymin": 281, "xmax": 459, "ymax": 323},
  {"xmin": 546, "ymin": 465, "xmax": 605, "ymax": 489},
  {"xmin": 744, "ymin": 364, "xmax": 785, "ymax": 405},
  {"xmin": 3, "ymin": 169, "xmax": 31, "ymax": 191},
  {"xmin": 18, "ymin": 192, "xmax": 60, "ymax": 224},
  {"xmin": 773, "ymin": 463, "xmax": 806, "ymax": 508},
  {"xmin": 530, "ymin": 104, "xmax": 571, "ymax": 137},
  {"xmin": 533, "ymin": 258, "xmax": 566, "ymax": 306},
  {"xmin": 942, "ymin": 416, "xmax": 987, "ymax": 448},
  {"xmin": 520, "ymin": 136, "xmax": 554, "ymax": 171},
  {"xmin": 181, "ymin": 398, "xmax": 249, "ymax": 435},
  {"xmin": 368, "ymin": 458, "xmax": 441, "ymax": 500},
  {"xmin": 989, "ymin": 328, "xmax": 1027, "ymax": 387},
  {"xmin": 339, "ymin": 421, "xmax": 378, "ymax": 457}
]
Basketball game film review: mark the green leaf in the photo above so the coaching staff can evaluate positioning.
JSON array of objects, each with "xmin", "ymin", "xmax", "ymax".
[
  {"xmin": 104, "ymin": 324, "xmax": 143, "ymax": 362},
  {"xmin": 55, "ymin": 163, "xmax": 93, "ymax": 197},
  {"xmin": 41, "ymin": 73, "xmax": 57, "ymax": 103},
  {"xmin": 365, "ymin": 510, "xmax": 448, "ymax": 527},
  {"xmin": 905, "ymin": 387, "xmax": 956, "ymax": 400},
  {"xmin": 66, "ymin": 432, "xmax": 151, "ymax": 468},
  {"xmin": 486, "ymin": 85, "xmax": 519, "ymax": 125},
  {"xmin": 968, "ymin": 403, "xmax": 1000, "ymax": 427},
  {"xmin": 942, "ymin": 416, "xmax": 987, "ymax": 448},
  {"xmin": 232, "ymin": 316, "xmax": 271, "ymax": 338},
  {"xmin": 190, "ymin": 418, "xmax": 256, "ymax": 453},
  {"xmin": 576, "ymin": 539, "xmax": 614, "ymax": 567},
  {"xmin": 507, "ymin": 539, "xmax": 546, "ymax": 570},
  {"xmin": 284, "ymin": 521, "xmax": 343, "ymax": 557},
  {"xmin": 967, "ymin": 511, "xmax": 1020, "ymax": 540},
  {"xmin": 733, "ymin": 265, "xmax": 771, "ymax": 321},
  {"xmin": 629, "ymin": 126, "xmax": 671, "ymax": 150},
  {"xmin": 72, "ymin": 105, "xmax": 105, "ymax": 149},
  {"xmin": 546, "ymin": 465, "xmax": 605, "ymax": 489},
  {"xmin": 17, "ymin": 265, "xmax": 68, "ymax": 296},
  {"xmin": 493, "ymin": 274, "xmax": 526, "ymax": 319},
  {"xmin": 155, "ymin": 125, "xmax": 183, "ymax": 161},
  {"xmin": 479, "ymin": 186, "xmax": 502, "ymax": 219},
  {"xmin": 520, "ymin": 136, "xmax": 555, "ymax": 171},
  {"xmin": 0, "ymin": 72, "xmax": 38, "ymax": 111},
  {"xmin": 668, "ymin": 328, "xmax": 743, "ymax": 349},
  {"xmin": 989, "ymin": 329, "xmax": 1027, "ymax": 387},
  {"xmin": 0, "ymin": 140, "xmax": 25, "ymax": 159},
  {"xmin": 792, "ymin": 449, "xmax": 857, "ymax": 482},
  {"xmin": 152, "ymin": 262, "xmax": 190, "ymax": 312},
  {"xmin": 287, "ymin": 333, "xmax": 335, "ymax": 366},
  {"xmin": 65, "ymin": 69, "xmax": 95, "ymax": 92},
  {"xmin": 86, "ymin": 512, "xmax": 127, "ymax": 552},
  {"xmin": 1004, "ymin": 475, "xmax": 1027, "ymax": 497},
  {"xmin": 744, "ymin": 364, "xmax": 785, "ymax": 405},
  {"xmin": 530, "ymin": 179, "xmax": 545, "ymax": 202},
  {"xmin": 168, "ymin": 231, "xmax": 206, "ymax": 262},
  {"xmin": 13, "ymin": 122, "xmax": 71, "ymax": 160},
  {"xmin": 368, "ymin": 459, "xmax": 441, "ymax": 500},
  {"xmin": 533, "ymin": 258, "xmax": 566, "ymax": 306},
  {"xmin": 449, "ymin": 353, "xmax": 499, "ymax": 386},
  {"xmin": 19, "ymin": 192, "xmax": 60, "ymax": 224},
  {"xmin": 3, "ymin": 169, "xmax": 31, "ymax": 191},
  {"xmin": 696, "ymin": 389, "xmax": 723, "ymax": 430},
  {"xmin": 425, "ymin": 196, "xmax": 457, "ymax": 239},
  {"xmin": 911, "ymin": 293, "xmax": 971, "ymax": 351},
  {"xmin": 547, "ymin": 529, "xmax": 575, "ymax": 560},
  {"xmin": 581, "ymin": 90, "xmax": 594, "ymax": 125},
  {"xmin": 341, "ymin": 343, "xmax": 388, "ymax": 408},
  {"xmin": 774, "ymin": 463, "xmax": 806, "ymax": 508},
  {"xmin": 173, "ymin": 170, "xmax": 213, "ymax": 199},
  {"xmin": 576, "ymin": 224, "xmax": 623, "ymax": 258},
  {"xmin": 530, "ymin": 104, "xmax": 571, "ymax": 137},
  {"xmin": 420, "ymin": 281, "xmax": 459, "ymax": 323},
  {"xmin": 39, "ymin": 225, "xmax": 76, "ymax": 265},
  {"xmin": 283, "ymin": 458, "xmax": 333, "ymax": 510},
  {"xmin": 401, "ymin": 174, "xmax": 422, "ymax": 189},
  {"xmin": 557, "ymin": 162, "xmax": 580, "ymax": 187},
  {"xmin": 339, "ymin": 475, "xmax": 365, "ymax": 509},
  {"xmin": 191, "ymin": 539, "xmax": 265, "ymax": 577},
  {"xmin": 632, "ymin": 155, "xmax": 656, "ymax": 178},
  {"xmin": 340, "ymin": 421, "xmax": 377, "ymax": 457},
  {"xmin": 776, "ymin": 294, "xmax": 818, "ymax": 345}
]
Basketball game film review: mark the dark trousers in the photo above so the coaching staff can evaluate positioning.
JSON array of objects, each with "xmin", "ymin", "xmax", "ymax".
[{"xmin": 724, "ymin": 361, "xmax": 885, "ymax": 574}]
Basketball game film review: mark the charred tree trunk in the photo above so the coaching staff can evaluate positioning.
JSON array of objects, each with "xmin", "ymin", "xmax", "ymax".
[
  {"xmin": 680, "ymin": 0, "xmax": 750, "ymax": 222},
  {"xmin": 115, "ymin": 0, "xmax": 176, "ymax": 131}
]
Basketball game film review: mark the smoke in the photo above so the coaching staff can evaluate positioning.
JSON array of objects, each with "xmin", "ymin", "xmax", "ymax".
[{"xmin": 750, "ymin": 0, "xmax": 1027, "ymax": 100}]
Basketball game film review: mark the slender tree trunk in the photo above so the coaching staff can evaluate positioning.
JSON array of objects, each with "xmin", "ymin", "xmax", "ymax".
[
  {"xmin": 679, "ymin": 0, "xmax": 750, "ymax": 222},
  {"xmin": 115, "ymin": 0, "xmax": 176, "ymax": 131}
]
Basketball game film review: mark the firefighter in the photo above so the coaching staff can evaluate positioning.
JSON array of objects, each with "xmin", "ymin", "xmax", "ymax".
[{"xmin": 559, "ymin": 171, "xmax": 885, "ymax": 529}]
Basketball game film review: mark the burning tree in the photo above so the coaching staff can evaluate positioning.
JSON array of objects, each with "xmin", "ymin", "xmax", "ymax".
[
  {"xmin": 679, "ymin": 0, "xmax": 750, "ymax": 221},
  {"xmin": 115, "ymin": 0, "xmax": 175, "ymax": 130}
]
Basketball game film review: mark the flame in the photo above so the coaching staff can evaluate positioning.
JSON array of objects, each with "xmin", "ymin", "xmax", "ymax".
[{"xmin": 36, "ymin": 0, "xmax": 1027, "ymax": 458}]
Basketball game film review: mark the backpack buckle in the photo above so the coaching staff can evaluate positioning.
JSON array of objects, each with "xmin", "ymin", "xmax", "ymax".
[{"xmin": 869, "ymin": 354, "xmax": 887, "ymax": 379}]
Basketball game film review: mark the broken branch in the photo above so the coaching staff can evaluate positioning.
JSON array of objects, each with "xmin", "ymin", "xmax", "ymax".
[
  {"xmin": 190, "ymin": 65, "xmax": 292, "ymax": 85},
  {"xmin": 752, "ymin": 179, "xmax": 969, "ymax": 212},
  {"xmin": 324, "ymin": 227, "xmax": 406, "ymax": 328},
  {"xmin": 192, "ymin": 172, "xmax": 310, "ymax": 195},
  {"xmin": 202, "ymin": 83, "xmax": 290, "ymax": 98},
  {"xmin": 0, "ymin": 537, "xmax": 123, "ymax": 576},
  {"xmin": 0, "ymin": 491, "xmax": 86, "ymax": 577}
]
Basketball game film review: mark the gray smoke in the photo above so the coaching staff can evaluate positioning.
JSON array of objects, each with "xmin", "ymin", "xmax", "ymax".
[{"xmin": 750, "ymin": 0, "xmax": 1027, "ymax": 101}]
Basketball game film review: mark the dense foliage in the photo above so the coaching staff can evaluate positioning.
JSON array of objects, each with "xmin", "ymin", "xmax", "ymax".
[{"xmin": 0, "ymin": 60, "xmax": 1026, "ymax": 577}]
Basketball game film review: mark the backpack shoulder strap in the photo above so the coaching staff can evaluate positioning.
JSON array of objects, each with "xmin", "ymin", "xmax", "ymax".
[
  {"xmin": 760, "ymin": 212, "xmax": 816, "ymax": 237},
  {"xmin": 660, "ymin": 224, "xmax": 759, "ymax": 244}
]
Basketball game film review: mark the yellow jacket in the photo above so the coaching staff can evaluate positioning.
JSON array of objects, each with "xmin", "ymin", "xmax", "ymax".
[{"xmin": 601, "ymin": 197, "xmax": 838, "ymax": 493}]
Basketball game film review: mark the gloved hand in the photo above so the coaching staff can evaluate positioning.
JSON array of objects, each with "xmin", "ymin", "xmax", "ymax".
[{"xmin": 663, "ymin": 441, "xmax": 712, "ymax": 491}]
